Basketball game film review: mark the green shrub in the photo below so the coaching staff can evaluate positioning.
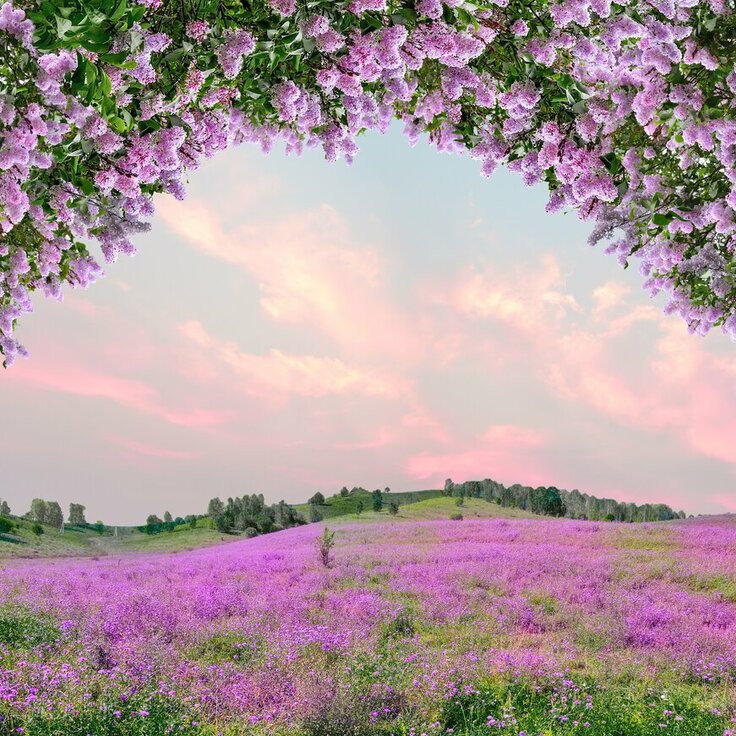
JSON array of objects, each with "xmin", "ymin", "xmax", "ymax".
[
  {"xmin": 0, "ymin": 607, "xmax": 60, "ymax": 649},
  {"xmin": 381, "ymin": 609, "xmax": 415, "ymax": 641},
  {"xmin": 188, "ymin": 631, "xmax": 263, "ymax": 666}
]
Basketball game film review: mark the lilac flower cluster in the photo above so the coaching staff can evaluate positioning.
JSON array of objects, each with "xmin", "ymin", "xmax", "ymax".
[{"xmin": 1, "ymin": 0, "xmax": 735, "ymax": 365}]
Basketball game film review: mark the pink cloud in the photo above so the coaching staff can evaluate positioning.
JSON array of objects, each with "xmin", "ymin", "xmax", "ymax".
[
  {"xmin": 7, "ymin": 359, "xmax": 230, "ymax": 428},
  {"xmin": 592, "ymin": 280, "xmax": 630, "ymax": 315},
  {"xmin": 433, "ymin": 249, "xmax": 736, "ymax": 470},
  {"xmin": 405, "ymin": 449, "xmax": 551, "ymax": 488},
  {"xmin": 178, "ymin": 320, "xmax": 411, "ymax": 401},
  {"xmin": 439, "ymin": 253, "xmax": 580, "ymax": 333},
  {"xmin": 157, "ymin": 197, "xmax": 425, "ymax": 363},
  {"xmin": 708, "ymin": 494, "xmax": 736, "ymax": 513},
  {"xmin": 405, "ymin": 423, "xmax": 551, "ymax": 486},
  {"xmin": 480, "ymin": 424, "xmax": 547, "ymax": 447},
  {"xmin": 106, "ymin": 434, "xmax": 199, "ymax": 461},
  {"xmin": 335, "ymin": 428, "xmax": 395, "ymax": 450}
]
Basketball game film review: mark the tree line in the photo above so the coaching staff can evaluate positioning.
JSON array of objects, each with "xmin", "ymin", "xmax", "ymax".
[
  {"xmin": 142, "ymin": 511, "xmax": 201, "ymax": 535},
  {"xmin": 0, "ymin": 498, "xmax": 96, "ymax": 537},
  {"xmin": 0, "ymin": 497, "xmax": 91, "ymax": 527},
  {"xmin": 206, "ymin": 495, "xmax": 304, "ymax": 537},
  {"xmin": 443, "ymin": 478, "xmax": 686, "ymax": 522}
]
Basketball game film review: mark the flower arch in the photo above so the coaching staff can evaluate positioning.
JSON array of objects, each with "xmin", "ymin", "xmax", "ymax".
[{"xmin": 1, "ymin": 0, "xmax": 735, "ymax": 365}]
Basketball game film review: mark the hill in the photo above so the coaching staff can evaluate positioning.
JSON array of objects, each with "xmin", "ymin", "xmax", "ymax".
[
  {"xmin": 293, "ymin": 488, "xmax": 443, "ymax": 520},
  {"xmin": 0, "ymin": 517, "xmax": 237, "ymax": 559}
]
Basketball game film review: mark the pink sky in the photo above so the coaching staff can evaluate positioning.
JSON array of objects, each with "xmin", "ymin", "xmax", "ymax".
[{"xmin": 1, "ymin": 131, "xmax": 735, "ymax": 523}]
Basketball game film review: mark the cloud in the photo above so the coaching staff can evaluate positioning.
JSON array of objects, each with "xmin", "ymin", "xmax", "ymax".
[
  {"xmin": 405, "ymin": 423, "xmax": 551, "ymax": 486},
  {"xmin": 480, "ymin": 424, "xmax": 547, "ymax": 447},
  {"xmin": 434, "ymin": 249, "xmax": 736, "ymax": 471},
  {"xmin": 106, "ymin": 434, "xmax": 199, "ymax": 461},
  {"xmin": 439, "ymin": 253, "xmax": 580, "ymax": 333},
  {"xmin": 178, "ymin": 320, "xmax": 410, "ymax": 401},
  {"xmin": 6, "ymin": 360, "xmax": 230, "ymax": 428},
  {"xmin": 592, "ymin": 280, "xmax": 630, "ymax": 315},
  {"xmin": 157, "ymin": 198, "xmax": 423, "ymax": 361}
]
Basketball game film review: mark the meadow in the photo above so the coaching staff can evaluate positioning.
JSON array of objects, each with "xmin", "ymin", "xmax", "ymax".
[{"xmin": 1, "ymin": 512, "xmax": 736, "ymax": 736}]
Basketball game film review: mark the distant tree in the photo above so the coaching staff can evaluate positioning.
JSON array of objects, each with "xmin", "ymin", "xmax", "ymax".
[
  {"xmin": 542, "ymin": 488, "xmax": 566, "ymax": 518},
  {"xmin": 316, "ymin": 527, "xmax": 335, "ymax": 568},
  {"xmin": 388, "ymin": 500, "xmax": 399, "ymax": 516},
  {"xmin": 162, "ymin": 510, "xmax": 175, "ymax": 532},
  {"xmin": 0, "ymin": 500, "xmax": 10, "ymax": 516},
  {"xmin": 371, "ymin": 489, "xmax": 383, "ymax": 513},
  {"xmin": 207, "ymin": 497, "xmax": 229, "ymax": 533},
  {"xmin": 31, "ymin": 522, "xmax": 44, "ymax": 536},
  {"xmin": 145, "ymin": 514, "xmax": 163, "ymax": 534},
  {"xmin": 604, "ymin": 513, "xmax": 616, "ymax": 522},
  {"xmin": 339, "ymin": 486, "xmax": 349, "ymax": 497},
  {"xmin": 0, "ymin": 517, "xmax": 13, "ymax": 534},
  {"xmin": 444, "ymin": 478, "xmax": 454, "ymax": 496},
  {"xmin": 94, "ymin": 521, "xmax": 105, "ymax": 534},
  {"xmin": 46, "ymin": 502, "xmax": 64, "ymax": 530},
  {"xmin": 308, "ymin": 492, "xmax": 325, "ymax": 506},
  {"xmin": 384, "ymin": 487, "xmax": 391, "ymax": 494},
  {"xmin": 355, "ymin": 500, "xmax": 364, "ymax": 518},
  {"xmin": 309, "ymin": 504, "xmax": 323, "ymax": 523},
  {"xmin": 189, "ymin": 517, "xmax": 197, "ymax": 529},
  {"xmin": 30, "ymin": 498, "xmax": 48, "ymax": 524},
  {"xmin": 68, "ymin": 503, "xmax": 86, "ymax": 526},
  {"xmin": 256, "ymin": 511, "xmax": 275, "ymax": 533}
]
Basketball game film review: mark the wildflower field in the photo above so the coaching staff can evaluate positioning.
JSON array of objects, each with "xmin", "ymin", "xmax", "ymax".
[{"xmin": 2, "ymin": 515, "xmax": 736, "ymax": 735}]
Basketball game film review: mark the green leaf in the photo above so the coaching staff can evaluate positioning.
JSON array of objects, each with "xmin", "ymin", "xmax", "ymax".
[
  {"xmin": 100, "ymin": 51, "xmax": 131, "ymax": 66},
  {"xmin": 56, "ymin": 15, "xmax": 73, "ymax": 37},
  {"xmin": 110, "ymin": 0, "xmax": 128, "ymax": 22}
]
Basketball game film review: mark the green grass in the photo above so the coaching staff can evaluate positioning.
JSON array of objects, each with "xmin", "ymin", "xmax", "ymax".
[
  {"xmin": 395, "ymin": 496, "xmax": 537, "ymax": 521},
  {"xmin": 309, "ymin": 497, "xmax": 539, "ymax": 526},
  {"xmin": 0, "ymin": 605, "xmax": 60, "ymax": 649},
  {"xmin": 0, "ymin": 518, "xmax": 99, "ymax": 558},
  {"xmin": 108, "ymin": 526, "xmax": 235, "ymax": 554},
  {"xmin": 437, "ymin": 677, "xmax": 734, "ymax": 736},
  {"xmin": 0, "ymin": 691, "xmax": 205, "ymax": 736},
  {"xmin": 688, "ymin": 573, "xmax": 736, "ymax": 602},
  {"xmin": 0, "ymin": 518, "xmax": 236, "ymax": 559},
  {"xmin": 294, "ymin": 489, "xmax": 444, "ymax": 520}
]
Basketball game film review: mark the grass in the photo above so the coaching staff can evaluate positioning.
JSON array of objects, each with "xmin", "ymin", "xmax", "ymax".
[
  {"xmin": 438, "ymin": 676, "xmax": 734, "ymax": 736},
  {"xmin": 294, "ymin": 489, "xmax": 443, "ymax": 520},
  {"xmin": 395, "ymin": 496, "xmax": 537, "ymax": 520},
  {"xmin": 0, "ymin": 518, "xmax": 235, "ymax": 559},
  {"xmin": 0, "ymin": 605, "xmax": 61, "ymax": 649},
  {"xmin": 306, "ymin": 497, "xmax": 539, "ymax": 526},
  {"xmin": 0, "ymin": 518, "xmax": 99, "ymax": 558}
]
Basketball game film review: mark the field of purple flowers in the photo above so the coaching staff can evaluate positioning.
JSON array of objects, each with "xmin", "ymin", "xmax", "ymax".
[{"xmin": 2, "ymin": 515, "xmax": 736, "ymax": 735}]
